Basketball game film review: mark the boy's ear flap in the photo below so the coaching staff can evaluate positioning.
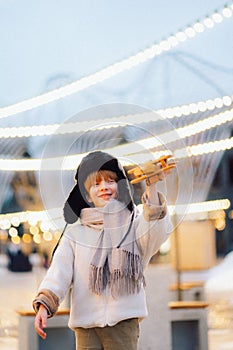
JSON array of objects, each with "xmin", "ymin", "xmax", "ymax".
[{"xmin": 63, "ymin": 184, "xmax": 91, "ymax": 223}]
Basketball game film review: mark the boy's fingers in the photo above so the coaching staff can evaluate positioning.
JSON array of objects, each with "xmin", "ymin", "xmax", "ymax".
[
  {"xmin": 41, "ymin": 314, "xmax": 47, "ymax": 328},
  {"xmin": 35, "ymin": 325, "xmax": 47, "ymax": 339},
  {"xmin": 34, "ymin": 315, "xmax": 47, "ymax": 339}
]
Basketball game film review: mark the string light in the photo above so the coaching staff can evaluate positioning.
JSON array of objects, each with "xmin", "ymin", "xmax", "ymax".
[
  {"xmin": 1, "ymin": 219, "xmax": 11, "ymax": 230},
  {"xmin": 0, "ymin": 3, "xmax": 232, "ymax": 119},
  {"xmin": 0, "ymin": 199, "xmax": 230, "ymax": 232},
  {"xmin": 0, "ymin": 107, "xmax": 232, "ymax": 171},
  {"xmin": 0, "ymin": 95, "xmax": 232, "ymax": 139},
  {"xmin": 128, "ymin": 136, "xmax": 233, "ymax": 165},
  {"xmin": 40, "ymin": 221, "xmax": 52, "ymax": 233},
  {"xmin": 29, "ymin": 226, "xmax": 39, "ymax": 235},
  {"xmin": 0, "ymin": 208, "xmax": 62, "ymax": 231},
  {"xmin": 22, "ymin": 233, "xmax": 32, "ymax": 244},
  {"xmin": 11, "ymin": 236, "xmax": 20, "ymax": 244},
  {"xmin": 9, "ymin": 227, "xmax": 18, "ymax": 237},
  {"xmin": 203, "ymin": 17, "xmax": 215, "ymax": 28},
  {"xmin": 33, "ymin": 233, "xmax": 41, "ymax": 244},
  {"xmin": 10, "ymin": 216, "xmax": 21, "ymax": 227},
  {"xmin": 136, "ymin": 108, "xmax": 233, "ymax": 150},
  {"xmin": 43, "ymin": 231, "xmax": 53, "ymax": 241},
  {"xmin": 212, "ymin": 12, "xmax": 223, "ymax": 23},
  {"xmin": 169, "ymin": 198, "xmax": 230, "ymax": 216},
  {"xmin": 186, "ymin": 137, "xmax": 233, "ymax": 156},
  {"xmin": 222, "ymin": 6, "xmax": 232, "ymax": 17},
  {"xmin": 0, "ymin": 135, "xmax": 232, "ymax": 172}
]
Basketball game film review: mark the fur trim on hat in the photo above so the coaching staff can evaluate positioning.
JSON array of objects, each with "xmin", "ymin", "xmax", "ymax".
[{"xmin": 63, "ymin": 151, "xmax": 134, "ymax": 224}]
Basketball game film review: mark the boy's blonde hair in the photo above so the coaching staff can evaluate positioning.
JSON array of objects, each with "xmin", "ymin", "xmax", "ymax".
[{"xmin": 84, "ymin": 170, "xmax": 118, "ymax": 193}]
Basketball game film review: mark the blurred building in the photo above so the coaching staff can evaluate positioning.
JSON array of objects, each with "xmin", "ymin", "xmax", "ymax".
[{"xmin": 208, "ymin": 141, "xmax": 233, "ymax": 255}]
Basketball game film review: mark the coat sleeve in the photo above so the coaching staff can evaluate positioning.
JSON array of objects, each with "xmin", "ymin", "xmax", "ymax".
[
  {"xmin": 33, "ymin": 289, "xmax": 59, "ymax": 317},
  {"xmin": 135, "ymin": 186, "xmax": 172, "ymax": 268},
  {"xmin": 32, "ymin": 234, "xmax": 74, "ymax": 317}
]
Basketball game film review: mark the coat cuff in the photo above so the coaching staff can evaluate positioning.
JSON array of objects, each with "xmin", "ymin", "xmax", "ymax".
[
  {"xmin": 142, "ymin": 191, "xmax": 167, "ymax": 221},
  {"xmin": 32, "ymin": 289, "xmax": 59, "ymax": 318}
]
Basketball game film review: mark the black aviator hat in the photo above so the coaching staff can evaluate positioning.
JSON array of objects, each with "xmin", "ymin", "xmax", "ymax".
[{"xmin": 63, "ymin": 151, "xmax": 134, "ymax": 224}]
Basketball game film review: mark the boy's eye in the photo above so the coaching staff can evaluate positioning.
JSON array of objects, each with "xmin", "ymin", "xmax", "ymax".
[{"xmin": 92, "ymin": 179, "xmax": 116, "ymax": 187}]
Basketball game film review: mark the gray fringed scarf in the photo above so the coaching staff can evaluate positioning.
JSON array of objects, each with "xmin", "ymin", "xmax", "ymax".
[{"xmin": 80, "ymin": 200, "xmax": 145, "ymax": 298}]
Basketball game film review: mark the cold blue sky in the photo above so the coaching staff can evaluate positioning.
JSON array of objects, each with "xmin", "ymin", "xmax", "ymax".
[{"xmin": 1, "ymin": 0, "xmax": 233, "ymax": 126}]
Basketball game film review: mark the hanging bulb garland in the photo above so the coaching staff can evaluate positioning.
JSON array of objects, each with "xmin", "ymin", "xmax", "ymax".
[
  {"xmin": 0, "ymin": 3, "xmax": 232, "ymax": 119},
  {"xmin": 0, "ymin": 95, "xmax": 231, "ymax": 139},
  {"xmin": 0, "ymin": 197, "xmax": 230, "ymax": 241}
]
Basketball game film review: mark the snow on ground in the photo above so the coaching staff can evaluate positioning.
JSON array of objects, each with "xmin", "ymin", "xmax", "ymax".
[{"xmin": 204, "ymin": 252, "xmax": 233, "ymax": 303}]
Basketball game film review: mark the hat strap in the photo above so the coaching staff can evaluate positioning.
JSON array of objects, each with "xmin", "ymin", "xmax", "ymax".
[{"xmin": 50, "ymin": 223, "xmax": 68, "ymax": 263}]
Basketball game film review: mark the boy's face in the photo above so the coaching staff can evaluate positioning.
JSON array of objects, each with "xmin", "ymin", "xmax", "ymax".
[{"xmin": 84, "ymin": 171, "xmax": 118, "ymax": 207}]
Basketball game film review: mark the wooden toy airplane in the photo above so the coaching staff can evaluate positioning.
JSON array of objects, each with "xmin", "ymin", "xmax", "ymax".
[{"xmin": 128, "ymin": 155, "xmax": 176, "ymax": 185}]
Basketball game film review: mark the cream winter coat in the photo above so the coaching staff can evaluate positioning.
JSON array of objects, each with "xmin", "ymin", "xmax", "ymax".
[{"xmin": 33, "ymin": 192, "xmax": 171, "ymax": 330}]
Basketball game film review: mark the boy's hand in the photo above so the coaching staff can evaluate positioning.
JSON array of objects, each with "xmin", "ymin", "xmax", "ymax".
[
  {"xmin": 142, "ymin": 160, "xmax": 163, "ymax": 184},
  {"xmin": 128, "ymin": 155, "xmax": 176, "ymax": 185},
  {"xmin": 34, "ymin": 304, "xmax": 48, "ymax": 339}
]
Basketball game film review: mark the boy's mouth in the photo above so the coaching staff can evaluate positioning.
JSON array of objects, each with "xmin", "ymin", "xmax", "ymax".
[{"xmin": 99, "ymin": 193, "xmax": 112, "ymax": 200}]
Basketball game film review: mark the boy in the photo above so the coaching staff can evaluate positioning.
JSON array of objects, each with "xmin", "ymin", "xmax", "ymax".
[{"xmin": 33, "ymin": 151, "xmax": 171, "ymax": 350}]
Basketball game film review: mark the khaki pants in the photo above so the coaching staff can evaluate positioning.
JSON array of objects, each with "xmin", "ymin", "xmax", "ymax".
[{"xmin": 74, "ymin": 318, "xmax": 139, "ymax": 350}]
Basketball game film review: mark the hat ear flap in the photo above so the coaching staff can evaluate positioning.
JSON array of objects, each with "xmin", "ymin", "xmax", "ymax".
[
  {"xmin": 63, "ymin": 201, "xmax": 79, "ymax": 224},
  {"xmin": 63, "ymin": 184, "xmax": 90, "ymax": 224}
]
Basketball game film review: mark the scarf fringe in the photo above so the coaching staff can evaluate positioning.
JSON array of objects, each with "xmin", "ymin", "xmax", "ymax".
[
  {"xmin": 89, "ymin": 249, "xmax": 145, "ymax": 297},
  {"xmin": 89, "ymin": 260, "xmax": 110, "ymax": 295}
]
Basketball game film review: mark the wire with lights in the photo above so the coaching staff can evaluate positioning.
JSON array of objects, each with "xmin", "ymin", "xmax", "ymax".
[
  {"xmin": 0, "ymin": 3, "xmax": 232, "ymax": 119},
  {"xmin": 0, "ymin": 95, "xmax": 232, "ymax": 139},
  {"xmin": 0, "ymin": 105, "xmax": 232, "ymax": 171}
]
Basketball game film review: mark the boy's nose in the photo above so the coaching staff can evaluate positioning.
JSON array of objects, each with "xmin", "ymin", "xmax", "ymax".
[{"xmin": 99, "ymin": 180, "xmax": 108, "ymax": 190}]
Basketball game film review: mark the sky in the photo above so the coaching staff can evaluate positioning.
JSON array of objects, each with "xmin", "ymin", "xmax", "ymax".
[{"xmin": 0, "ymin": 0, "xmax": 233, "ymax": 127}]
